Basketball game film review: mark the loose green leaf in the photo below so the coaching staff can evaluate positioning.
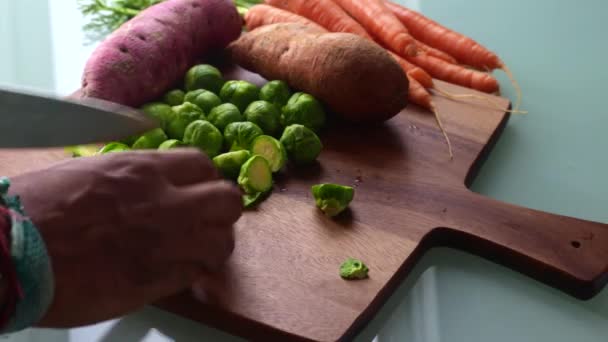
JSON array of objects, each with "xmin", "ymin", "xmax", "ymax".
[
  {"xmin": 311, "ymin": 183, "xmax": 354, "ymax": 217},
  {"xmin": 98, "ymin": 142, "xmax": 131, "ymax": 154},
  {"xmin": 65, "ymin": 145, "xmax": 100, "ymax": 158},
  {"xmin": 339, "ymin": 258, "xmax": 369, "ymax": 280}
]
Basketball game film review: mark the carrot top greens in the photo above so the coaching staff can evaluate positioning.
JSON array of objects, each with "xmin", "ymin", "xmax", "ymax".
[
  {"xmin": 78, "ymin": 0, "xmax": 262, "ymax": 44},
  {"xmin": 77, "ymin": 0, "xmax": 163, "ymax": 44}
]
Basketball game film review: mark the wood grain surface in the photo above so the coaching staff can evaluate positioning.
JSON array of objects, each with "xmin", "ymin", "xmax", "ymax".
[{"xmin": 1, "ymin": 67, "xmax": 607, "ymax": 342}]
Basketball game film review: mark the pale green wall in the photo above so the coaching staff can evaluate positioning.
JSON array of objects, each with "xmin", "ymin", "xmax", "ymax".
[{"xmin": 0, "ymin": 0, "xmax": 55, "ymax": 91}]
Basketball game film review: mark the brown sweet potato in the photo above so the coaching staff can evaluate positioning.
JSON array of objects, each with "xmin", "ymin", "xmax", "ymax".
[
  {"xmin": 227, "ymin": 23, "xmax": 409, "ymax": 123},
  {"xmin": 80, "ymin": 0, "xmax": 241, "ymax": 108}
]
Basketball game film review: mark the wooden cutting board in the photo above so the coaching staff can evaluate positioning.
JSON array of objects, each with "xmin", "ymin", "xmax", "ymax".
[{"xmin": 1, "ymin": 67, "xmax": 607, "ymax": 342}]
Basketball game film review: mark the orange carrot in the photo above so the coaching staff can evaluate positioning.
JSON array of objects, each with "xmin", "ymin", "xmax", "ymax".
[
  {"xmin": 388, "ymin": 50, "xmax": 433, "ymax": 89},
  {"xmin": 331, "ymin": 0, "xmax": 420, "ymax": 57},
  {"xmin": 409, "ymin": 54, "xmax": 500, "ymax": 93},
  {"xmin": 245, "ymin": 4, "xmax": 326, "ymax": 32},
  {"xmin": 260, "ymin": 0, "xmax": 435, "ymax": 88},
  {"xmin": 385, "ymin": 1, "xmax": 498, "ymax": 69},
  {"xmin": 415, "ymin": 40, "xmax": 458, "ymax": 64},
  {"xmin": 395, "ymin": 51, "xmax": 520, "ymax": 114},
  {"xmin": 264, "ymin": 0, "xmax": 373, "ymax": 39},
  {"xmin": 385, "ymin": 1, "xmax": 521, "ymax": 109},
  {"xmin": 407, "ymin": 74, "xmax": 432, "ymax": 109},
  {"xmin": 264, "ymin": 0, "xmax": 456, "ymax": 64}
]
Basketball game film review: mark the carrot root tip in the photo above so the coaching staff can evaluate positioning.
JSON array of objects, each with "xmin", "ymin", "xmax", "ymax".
[
  {"xmin": 499, "ymin": 62, "xmax": 523, "ymax": 113},
  {"xmin": 432, "ymin": 87, "xmax": 527, "ymax": 114},
  {"xmin": 430, "ymin": 103, "xmax": 454, "ymax": 160}
]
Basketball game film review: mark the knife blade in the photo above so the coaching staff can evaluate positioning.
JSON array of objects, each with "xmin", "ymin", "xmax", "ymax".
[{"xmin": 0, "ymin": 86, "xmax": 159, "ymax": 148}]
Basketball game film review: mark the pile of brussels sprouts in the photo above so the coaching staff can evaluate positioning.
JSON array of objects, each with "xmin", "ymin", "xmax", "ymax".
[{"xmin": 90, "ymin": 64, "xmax": 349, "ymax": 209}]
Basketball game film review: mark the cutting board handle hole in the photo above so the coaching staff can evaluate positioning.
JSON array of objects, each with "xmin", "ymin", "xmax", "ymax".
[{"xmin": 571, "ymin": 240, "xmax": 581, "ymax": 249}]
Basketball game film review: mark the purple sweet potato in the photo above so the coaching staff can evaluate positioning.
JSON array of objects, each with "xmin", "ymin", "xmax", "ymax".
[{"xmin": 80, "ymin": 0, "xmax": 242, "ymax": 108}]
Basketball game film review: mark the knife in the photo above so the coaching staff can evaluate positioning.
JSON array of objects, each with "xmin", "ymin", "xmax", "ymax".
[{"xmin": 0, "ymin": 86, "xmax": 159, "ymax": 148}]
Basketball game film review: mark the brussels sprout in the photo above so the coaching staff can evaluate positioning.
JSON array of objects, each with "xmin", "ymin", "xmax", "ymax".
[
  {"xmin": 184, "ymin": 64, "xmax": 225, "ymax": 93},
  {"xmin": 185, "ymin": 89, "xmax": 222, "ymax": 114},
  {"xmin": 184, "ymin": 89, "xmax": 205, "ymax": 102},
  {"xmin": 279, "ymin": 124, "xmax": 323, "ymax": 165},
  {"xmin": 219, "ymin": 80, "xmax": 260, "ymax": 112},
  {"xmin": 238, "ymin": 155, "xmax": 273, "ymax": 194},
  {"xmin": 183, "ymin": 120, "xmax": 223, "ymax": 158},
  {"xmin": 158, "ymin": 139, "xmax": 185, "ymax": 150},
  {"xmin": 140, "ymin": 102, "xmax": 175, "ymax": 131},
  {"xmin": 212, "ymin": 150, "xmax": 252, "ymax": 180},
  {"xmin": 244, "ymin": 101, "xmax": 281, "ymax": 137},
  {"xmin": 311, "ymin": 183, "xmax": 354, "ymax": 217},
  {"xmin": 208, "ymin": 103, "xmax": 243, "ymax": 132},
  {"xmin": 260, "ymin": 80, "xmax": 292, "ymax": 108},
  {"xmin": 281, "ymin": 92, "xmax": 326, "ymax": 133},
  {"xmin": 163, "ymin": 89, "xmax": 185, "ymax": 106},
  {"xmin": 167, "ymin": 102, "xmax": 205, "ymax": 140},
  {"xmin": 223, "ymin": 121, "xmax": 264, "ymax": 151},
  {"xmin": 339, "ymin": 258, "xmax": 369, "ymax": 280},
  {"xmin": 132, "ymin": 128, "xmax": 168, "ymax": 149},
  {"xmin": 65, "ymin": 145, "xmax": 99, "ymax": 158},
  {"xmin": 250, "ymin": 135, "xmax": 287, "ymax": 173},
  {"xmin": 98, "ymin": 142, "xmax": 131, "ymax": 154}
]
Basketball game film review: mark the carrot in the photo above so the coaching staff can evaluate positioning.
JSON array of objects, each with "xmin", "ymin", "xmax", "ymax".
[
  {"xmin": 407, "ymin": 75, "xmax": 453, "ymax": 159},
  {"xmin": 245, "ymin": 4, "xmax": 326, "ymax": 32},
  {"xmin": 393, "ymin": 52, "xmax": 524, "ymax": 114},
  {"xmin": 331, "ymin": 0, "xmax": 492, "ymax": 94},
  {"xmin": 409, "ymin": 54, "xmax": 500, "ymax": 93},
  {"xmin": 385, "ymin": 1, "xmax": 497, "ymax": 69},
  {"xmin": 264, "ymin": 0, "xmax": 457, "ymax": 64},
  {"xmin": 331, "ymin": 0, "xmax": 421, "ymax": 57},
  {"xmin": 414, "ymin": 40, "xmax": 458, "ymax": 64},
  {"xmin": 385, "ymin": 0, "xmax": 522, "ymax": 111},
  {"xmin": 264, "ymin": 0, "xmax": 374, "ymax": 40},
  {"xmin": 388, "ymin": 51, "xmax": 433, "ymax": 89},
  {"xmin": 260, "ymin": 0, "xmax": 434, "ymax": 87}
]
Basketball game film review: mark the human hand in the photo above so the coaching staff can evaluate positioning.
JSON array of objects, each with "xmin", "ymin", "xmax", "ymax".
[{"xmin": 8, "ymin": 148, "xmax": 242, "ymax": 327}]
